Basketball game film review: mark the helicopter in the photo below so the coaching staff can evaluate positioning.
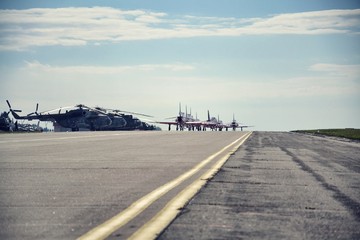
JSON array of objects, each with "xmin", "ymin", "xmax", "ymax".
[
  {"xmin": 6, "ymin": 100, "xmax": 158, "ymax": 131},
  {"xmin": 6, "ymin": 100, "xmax": 116, "ymax": 131},
  {"xmin": 0, "ymin": 111, "xmax": 13, "ymax": 131},
  {"xmin": 93, "ymin": 107, "xmax": 157, "ymax": 131},
  {"xmin": 0, "ymin": 110, "xmax": 44, "ymax": 132}
]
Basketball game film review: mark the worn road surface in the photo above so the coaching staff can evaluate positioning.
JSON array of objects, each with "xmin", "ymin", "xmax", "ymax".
[
  {"xmin": 0, "ymin": 131, "xmax": 248, "ymax": 239},
  {"xmin": 1, "ymin": 131, "xmax": 359, "ymax": 239},
  {"xmin": 159, "ymin": 132, "xmax": 360, "ymax": 240}
]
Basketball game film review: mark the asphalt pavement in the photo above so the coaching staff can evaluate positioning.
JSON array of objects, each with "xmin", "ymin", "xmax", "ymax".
[
  {"xmin": 159, "ymin": 131, "xmax": 360, "ymax": 240},
  {"xmin": 0, "ymin": 131, "xmax": 248, "ymax": 239},
  {"xmin": 1, "ymin": 131, "xmax": 359, "ymax": 240}
]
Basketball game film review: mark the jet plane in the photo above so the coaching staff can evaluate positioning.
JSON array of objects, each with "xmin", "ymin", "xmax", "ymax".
[
  {"xmin": 224, "ymin": 114, "xmax": 253, "ymax": 131},
  {"xmin": 196, "ymin": 110, "xmax": 219, "ymax": 131},
  {"xmin": 158, "ymin": 104, "xmax": 208, "ymax": 131},
  {"xmin": 157, "ymin": 103, "xmax": 188, "ymax": 131}
]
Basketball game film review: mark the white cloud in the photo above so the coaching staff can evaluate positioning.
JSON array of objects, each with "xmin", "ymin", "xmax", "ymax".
[
  {"xmin": 244, "ymin": 9, "xmax": 360, "ymax": 35},
  {"xmin": 267, "ymin": 63, "xmax": 360, "ymax": 97},
  {"xmin": 24, "ymin": 60, "xmax": 195, "ymax": 74},
  {"xmin": 17, "ymin": 61, "xmax": 359, "ymax": 101},
  {"xmin": 0, "ymin": 7, "xmax": 359, "ymax": 51},
  {"xmin": 199, "ymin": 63, "xmax": 360, "ymax": 100},
  {"xmin": 309, "ymin": 63, "xmax": 360, "ymax": 79}
]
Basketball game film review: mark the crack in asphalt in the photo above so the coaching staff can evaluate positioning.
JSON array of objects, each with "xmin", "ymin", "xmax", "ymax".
[{"xmin": 280, "ymin": 146, "xmax": 360, "ymax": 221}]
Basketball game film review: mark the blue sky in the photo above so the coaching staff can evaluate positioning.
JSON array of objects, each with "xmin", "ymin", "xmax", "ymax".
[{"xmin": 0, "ymin": 0, "xmax": 359, "ymax": 131}]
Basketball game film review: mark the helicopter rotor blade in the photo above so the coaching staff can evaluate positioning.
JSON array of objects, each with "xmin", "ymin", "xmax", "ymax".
[
  {"xmin": 120, "ymin": 110, "xmax": 154, "ymax": 118},
  {"xmin": 6, "ymin": 100, "xmax": 22, "ymax": 113},
  {"xmin": 27, "ymin": 103, "xmax": 40, "ymax": 116},
  {"xmin": 107, "ymin": 108, "xmax": 153, "ymax": 118},
  {"xmin": 89, "ymin": 106, "xmax": 111, "ymax": 116},
  {"xmin": 6, "ymin": 100, "xmax": 11, "ymax": 109}
]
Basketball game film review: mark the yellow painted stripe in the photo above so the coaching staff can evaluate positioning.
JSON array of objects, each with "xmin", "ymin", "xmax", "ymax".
[
  {"xmin": 129, "ymin": 131, "xmax": 252, "ymax": 240},
  {"xmin": 77, "ymin": 132, "xmax": 251, "ymax": 240}
]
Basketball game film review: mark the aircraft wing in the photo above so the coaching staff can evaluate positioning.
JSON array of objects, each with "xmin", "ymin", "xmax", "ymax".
[
  {"xmin": 234, "ymin": 125, "xmax": 254, "ymax": 131},
  {"xmin": 156, "ymin": 121, "xmax": 178, "ymax": 125},
  {"xmin": 201, "ymin": 121, "xmax": 217, "ymax": 127},
  {"xmin": 241, "ymin": 126, "xmax": 253, "ymax": 129},
  {"xmin": 186, "ymin": 121, "xmax": 203, "ymax": 126},
  {"xmin": 237, "ymin": 124, "xmax": 254, "ymax": 128}
]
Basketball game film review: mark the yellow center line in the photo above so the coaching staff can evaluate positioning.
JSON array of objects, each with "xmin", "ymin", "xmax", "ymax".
[
  {"xmin": 129, "ymin": 131, "xmax": 252, "ymax": 240},
  {"xmin": 77, "ymin": 132, "xmax": 252, "ymax": 240}
]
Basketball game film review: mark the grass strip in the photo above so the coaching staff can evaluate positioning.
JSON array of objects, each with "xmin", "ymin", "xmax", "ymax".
[{"xmin": 292, "ymin": 128, "xmax": 360, "ymax": 141}]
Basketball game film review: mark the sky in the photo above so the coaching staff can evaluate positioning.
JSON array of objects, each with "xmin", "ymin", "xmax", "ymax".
[{"xmin": 0, "ymin": 0, "xmax": 359, "ymax": 131}]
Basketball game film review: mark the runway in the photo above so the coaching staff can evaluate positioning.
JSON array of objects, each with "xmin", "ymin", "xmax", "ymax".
[
  {"xmin": 1, "ymin": 131, "xmax": 359, "ymax": 239},
  {"xmin": 159, "ymin": 132, "xmax": 360, "ymax": 239},
  {"xmin": 0, "ymin": 131, "xmax": 250, "ymax": 239}
]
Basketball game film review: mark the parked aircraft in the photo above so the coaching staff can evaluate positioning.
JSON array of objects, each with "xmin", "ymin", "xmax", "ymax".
[
  {"xmin": 0, "ymin": 111, "xmax": 13, "ymax": 131},
  {"xmin": 198, "ymin": 110, "xmax": 219, "ymax": 131},
  {"xmin": 158, "ymin": 106, "xmax": 219, "ymax": 131},
  {"xmin": 159, "ymin": 104, "xmax": 205, "ymax": 131},
  {"xmin": 94, "ymin": 107, "xmax": 157, "ymax": 131},
  {"xmin": 6, "ymin": 100, "xmax": 159, "ymax": 131},
  {"xmin": 16, "ymin": 121, "xmax": 43, "ymax": 132},
  {"xmin": 7, "ymin": 100, "xmax": 114, "ymax": 131},
  {"xmin": 158, "ymin": 105, "xmax": 253, "ymax": 131},
  {"xmin": 180, "ymin": 107, "xmax": 204, "ymax": 131},
  {"xmin": 224, "ymin": 114, "xmax": 252, "ymax": 131},
  {"xmin": 157, "ymin": 103, "xmax": 188, "ymax": 131},
  {"xmin": 0, "ymin": 110, "xmax": 43, "ymax": 132},
  {"xmin": 198, "ymin": 112, "xmax": 253, "ymax": 131}
]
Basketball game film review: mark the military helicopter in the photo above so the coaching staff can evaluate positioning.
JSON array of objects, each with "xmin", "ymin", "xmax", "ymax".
[
  {"xmin": 0, "ymin": 111, "xmax": 13, "ymax": 131},
  {"xmin": 6, "ymin": 100, "xmax": 158, "ymax": 131},
  {"xmin": 94, "ymin": 107, "xmax": 157, "ymax": 131},
  {"xmin": 6, "ymin": 100, "xmax": 116, "ymax": 131},
  {"xmin": 1, "ymin": 110, "xmax": 44, "ymax": 132}
]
